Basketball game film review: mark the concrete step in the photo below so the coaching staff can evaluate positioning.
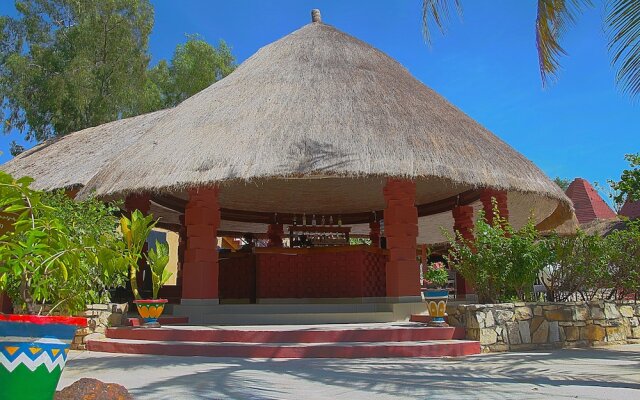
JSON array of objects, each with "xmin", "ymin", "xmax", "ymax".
[
  {"xmin": 87, "ymin": 338, "xmax": 480, "ymax": 358},
  {"xmin": 179, "ymin": 303, "xmax": 395, "ymax": 314},
  {"xmin": 126, "ymin": 316, "xmax": 189, "ymax": 327},
  {"xmin": 106, "ymin": 323, "xmax": 466, "ymax": 343}
]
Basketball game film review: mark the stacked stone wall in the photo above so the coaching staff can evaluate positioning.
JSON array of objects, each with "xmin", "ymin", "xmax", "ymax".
[
  {"xmin": 71, "ymin": 303, "xmax": 127, "ymax": 350},
  {"xmin": 447, "ymin": 301, "xmax": 640, "ymax": 352}
]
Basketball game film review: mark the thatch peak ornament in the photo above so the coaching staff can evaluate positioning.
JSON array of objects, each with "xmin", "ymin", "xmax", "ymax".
[{"xmin": 311, "ymin": 9, "xmax": 321, "ymax": 23}]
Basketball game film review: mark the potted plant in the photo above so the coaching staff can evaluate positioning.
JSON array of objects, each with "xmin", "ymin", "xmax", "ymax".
[
  {"xmin": 133, "ymin": 240, "xmax": 172, "ymax": 326},
  {"xmin": 421, "ymin": 261, "xmax": 450, "ymax": 326},
  {"xmin": 0, "ymin": 172, "xmax": 125, "ymax": 399},
  {"xmin": 118, "ymin": 211, "xmax": 172, "ymax": 326}
]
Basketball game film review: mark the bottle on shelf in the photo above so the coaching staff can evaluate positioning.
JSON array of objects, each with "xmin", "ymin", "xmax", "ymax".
[
  {"xmin": 312, "ymin": 214, "xmax": 317, "ymax": 226},
  {"xmin": 337, "ymin": 215, "xmax": 342, "ymax": 227},
  {"xmin": 329, "ymin": 215, "xmax": 333, "ymax": 227},
  {"xmin": 321, "ymin": 215, "xmax": 326, "ymax": 226},
  {"xmin": 302, "ymin": 213, "xmax": 307, "ymax": 226},
  {"xmin": 293, "ymin": 214, "xmax": 297, "ymax": 227}
]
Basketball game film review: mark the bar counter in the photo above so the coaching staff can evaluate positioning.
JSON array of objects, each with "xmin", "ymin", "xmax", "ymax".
[{"xmin": 218, "ymin": 245, "xmax": 388, "ymax": 302}]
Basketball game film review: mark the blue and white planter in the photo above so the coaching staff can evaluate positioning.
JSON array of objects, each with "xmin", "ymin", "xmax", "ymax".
[{"xmin": 421, "ymin": 289, "xmax": 449, "ymax": 326}]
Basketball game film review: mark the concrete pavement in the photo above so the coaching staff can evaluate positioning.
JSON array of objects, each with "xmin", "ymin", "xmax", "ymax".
[{"xmin": 59, "ymin": 344, "xmax": 640, "ymax": 399}]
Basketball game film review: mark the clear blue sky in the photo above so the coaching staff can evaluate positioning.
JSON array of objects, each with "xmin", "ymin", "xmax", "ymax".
[{"xmin": 1, "ymin": 0, "xmax": 638, "ymax": 193}]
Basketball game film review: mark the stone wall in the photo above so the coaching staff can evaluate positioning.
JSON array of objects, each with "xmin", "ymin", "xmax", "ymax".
[
  {"xmin": 447, "ymin": 301, "xmax": 640, "ymax": 352},
  {"xmin": 72, "ymin": 303, "xmax": 127, "ymax": 350}
]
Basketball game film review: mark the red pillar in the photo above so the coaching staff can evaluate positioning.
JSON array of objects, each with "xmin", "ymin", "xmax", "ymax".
[
  {"xmin": 182, "ymin": 187, "xmax": 220, "ymax": 300},
  {"xmin": 124, "ymin": 193, "xmax": 151, "ymax": 293},
  {"xmin": 452, "ymin": 205, "xmax": 475, "ymax": 298},
  {"xmin": 480, "ymin": 188, "xmax": 509, "ymax": 225},
  {"xmin": 383, "ymin": 179, "xmax": 420, "ymax": 298},
  {"xmin": 369, "ymin": 221, "xmax": 380, "ymax": 247},
  {"xmin": 267, "ymin": 223, "xmax": 284, "ymax": 248}
]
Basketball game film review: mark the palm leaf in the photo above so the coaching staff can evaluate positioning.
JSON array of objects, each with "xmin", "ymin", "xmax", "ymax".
[
  {"xmin": 422, "ymin": 0, "xmax": 463, "ymax": 44},
  {"xmin": 606, "ymin": 0, "xmax": 640, "ymax": 97},
  {"xmin": 535, "ymin": 0, "xmax": 593, "ymax": 86}
]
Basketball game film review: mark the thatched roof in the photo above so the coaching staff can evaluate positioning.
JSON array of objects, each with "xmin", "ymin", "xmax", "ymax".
[
  {"xmin": 75, "ymin": 17, "xmax": 571, "ymax": 226},
  {"xmin": 2, "ymin": 109, "xmax": 169, "ymax": 191}
]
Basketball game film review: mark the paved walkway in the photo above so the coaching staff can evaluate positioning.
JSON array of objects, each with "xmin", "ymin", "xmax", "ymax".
[{"xmin": 59, "ymin": 345, "xmax": 640, "ymax": 399}]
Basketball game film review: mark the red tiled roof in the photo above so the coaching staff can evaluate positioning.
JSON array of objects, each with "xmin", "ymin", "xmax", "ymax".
[
  {"xmin": 565, "ymin": 178, "xmax": 617, "ymax": 224},
  {"xmin": 619, "ymin": 199, "xmax": 640, "ymax": 219}
]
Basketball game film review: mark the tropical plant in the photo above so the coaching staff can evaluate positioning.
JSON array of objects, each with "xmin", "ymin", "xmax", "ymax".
[
  {"xmin": 0, "ymin": 171, "xmax": 126, "ymax": 315},
  {"xmin": 118, "ymin": 210, "xmax": 157, "ymax": 300},
  {"xmin": 146, "ymin": 240, "xmax": 172, "ymax": 299},
  {"xmin": 422, "ymin": 0, "xmax": 640, "ymax": 98}
]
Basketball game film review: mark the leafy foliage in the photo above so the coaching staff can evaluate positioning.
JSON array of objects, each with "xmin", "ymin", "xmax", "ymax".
[
  {"xmin": 0, "ymin": 0, "xmax": 154, "ymax": 141},
  {"xmin": 0, "ymin": 1, "xmax": 236, "ymax": 142},
  {"xmin": 422, "ymin": 261, "xmax": 449, "ymax": 288},
  {"xmin": 0, "ymin": 171, "xmax": 127, "ymax": 315},
  {"xmin": 117, "ymin": 210, "xmax": 156, "ymax": 300},
  {"xmin": 146, "ymin": 240, "xmax": 171, "ymax": 299},
  {"xmin": 553, "ymin": 177, "xmax": 571, "ymax": 191},
  {"xmin": 446, "ymin": 203, "xmax": 550, "ymax": 303},
  {"xmin": 610, "ymin": 153, "xmax": 640, "ymax": 204},
  {"xmin": 143, "ymin": 35, "xmax": 234, "ymax": 111}
]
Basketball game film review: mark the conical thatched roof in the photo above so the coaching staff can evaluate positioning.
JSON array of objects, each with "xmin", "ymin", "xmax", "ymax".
[
  {"xmin": 2, "ymin": 109, "xmax": 169, "ymax": 191},
  {"xmin": 75, "ymin": 17, "xmax": 570, "ymax": 226}
]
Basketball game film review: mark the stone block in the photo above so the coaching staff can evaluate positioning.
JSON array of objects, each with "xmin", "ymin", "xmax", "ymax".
[
  {"xmin": 631, "ymin": 327, "xmax": 640, "ymax": 339},
  {"xmin": 629, "ymin": 317, "xmax": 639, "ymax": 328},
  {"xmin": 494, "ymin": 309, "xmax": 514, "ymax": 324},
  {"xmin": 532, "ymin": 320, "xmax": 549, "ymax": 344},
  {"xmin": 110, "ymin": 303, "xmax": 128, "ymax": 314},
  {"xmin": 533, "ymin": 306, "xmax": 543, "ymax": 316},
  {"xmin": 530, "ymin": 316, "xmax": 544, "ymax": 334},
  {"xmin": 606, "ymin": 326, "xmax": 628, "ymax": 342},
  {"xmin": 466, "ymin": 328, "xmax": 480, "ymax": 341},
  {"xmin": 467, "ymin": 313, "xmax": 480, "ymax": 329},
  {"xmin": 591, "ymin": 307, "xmax": 605, "ymax": 320},
  {"xmin": 604, "ymin": 303, "xmax": 621, "ymax": 319},
  {"xmin": 505, "ymin": 322, "xmax": 521, "ymax": 345},
  {"xmin": 564, "ymin": 326, "xmax": 579, "ymax": 341},
  {"xmin": 88, "ymin": 304, "xmax": 109, "ymax": 311},
  {"xmin": 484, "ymin": 310, "xmax": 495, "ymax": 328},
  {"xmin": 545, "ymin": 309, "xmax": 572, "ymax": 321},
  {"xmin": 519, "ymin": 321, "xmax": 531, "ymax": 344},
  {"xmin": 619, "ymin": 306, "xmax": 634, "ymax": 318},
  {"xmin": 488, "ymin": 343, "xmax": 510, "ymax": 352},
  {"xmin": 581, "ymin": 324, "xmax": 606, "ymax": 341},
  {"xmin": 514, "ymin": 306, "xmax": 533, "ymax": 320},
  {"xmin": 480, "ymin": 328, "xmax": 498, "ymax": 345},
  {"xmin": 573, "ymin": 306, "xmax": 589, "ymax": 321},
  {"xmin": 549, "ymin": 321, "xmax": 560, "ymax": 342}
]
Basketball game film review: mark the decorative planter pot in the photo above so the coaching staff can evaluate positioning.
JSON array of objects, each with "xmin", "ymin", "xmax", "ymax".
[
  {"xmin": 133, "ymin": 299, "xmax": 168, "ymax": 325},
  {"xmin": 0, "ymin": 314, "xmax": 86, "ymax": 400},
  {"xmin": 422, "ymin": 289, "xmax": 449, "ymax": 326}
]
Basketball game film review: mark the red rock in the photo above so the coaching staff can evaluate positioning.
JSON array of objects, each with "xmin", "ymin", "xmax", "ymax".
[{"xmin": 55, "ymin": 378, "xmax": 132, "ymax": 400}]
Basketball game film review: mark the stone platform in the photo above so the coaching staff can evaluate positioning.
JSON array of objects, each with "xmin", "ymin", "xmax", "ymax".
[{"xmin": 87, "ymin": 322, "xmax": 480, "ymax": 359}]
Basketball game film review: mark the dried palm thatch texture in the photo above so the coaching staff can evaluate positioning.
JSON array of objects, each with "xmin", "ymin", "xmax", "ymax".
[
  {"xmin": 1, "ymin": 109, "xmax": 169, "ymax": 191},
  {"xmin": 76, "ymin": 19, "xmax": 571, "ymax": 226}
]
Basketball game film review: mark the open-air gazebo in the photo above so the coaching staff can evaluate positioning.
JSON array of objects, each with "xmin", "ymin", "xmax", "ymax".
[{"xmin": 2, "ymin": 10, "xmax": 573, "ymax": 324}]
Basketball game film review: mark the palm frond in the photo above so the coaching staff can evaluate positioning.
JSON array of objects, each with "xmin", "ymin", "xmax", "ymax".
[
  {"xmin": 536, "ymin": 0, "xmax": 593, "ymax": 86},
  {"xmin": 422, "ymin": 0, "xmax": 463, "ymax": 44},
  {"xmin": 606, "ymin": 0, "xmax": 640, "ymax": 98}
]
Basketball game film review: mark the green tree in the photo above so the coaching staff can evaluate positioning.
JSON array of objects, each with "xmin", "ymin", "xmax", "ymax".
[
  {"xmin": 553, "ymin": 177, "xmax": 571, "ymax": 191},
  {"xmin": 610, "ymin": 153, "xmax": 640, "ymax": 204},
  {"xmin": 422, "ymin": 1, "xmax": 640, "ymax": 98},
  {"xmin": 143, "ymin": 35, "xmax": 235, "ymax": 111},
  {"xmin": 0, "ymin": 0, "xmax": 155, "ymax": 142}
]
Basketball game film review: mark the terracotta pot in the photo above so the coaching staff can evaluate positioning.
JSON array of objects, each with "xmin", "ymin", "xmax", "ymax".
[
  {"xmin": 421, "ymin": 289, "xmax": 449, "ymax": 326},
  {"xmin": 133, "ymin": 299, "xmax": 168, "ymax": 324},
  {"xmin": 0, "ymin": 314, "xmax": 86, "ymax": 400}
]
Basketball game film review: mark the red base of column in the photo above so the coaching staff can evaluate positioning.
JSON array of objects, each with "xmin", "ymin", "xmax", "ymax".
[
  {"xmin": 452, "ymin": 205, "xmax": 475, "ymax": 298},
  {"xmin": 267, "ymin": 224, "xmax": 284, "ymax": 248},
  {"xmin": 383, "ymin": 179, "xmax": 420, "ymax": 298},
  {"xmin": 182, "ymin": 187, "xmax": 220, "ymax": 300}
]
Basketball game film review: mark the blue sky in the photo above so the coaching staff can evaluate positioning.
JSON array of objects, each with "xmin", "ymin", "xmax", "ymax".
[{"xmin": 1, "ymin": 0, "xmax": 638, "ymax": 194}]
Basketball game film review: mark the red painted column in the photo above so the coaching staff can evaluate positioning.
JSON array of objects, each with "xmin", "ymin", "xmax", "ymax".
[
  {"xmin": 452, "ymin": 205, "xmax": 475, "ymax": 298},
  {"xmin": 480, "ymin": 188, "xmax": 509, "ymax": 225},
  {"xmin": 383, "ymin": 179, "xmax": 420, "ymax": 298},
  {"xmin": 369, "ymin": 221, "xmax": 380, "ymax": 248},
  {"xmin": 267, "ymin": 223, "xmax": 284, "ymax": 248},
  {"xmin": 124, "ymin": 193, "xmax": 151, "ymax": 292},
  {"xmin": 182, "ymin": 187, "xmax": 220, "ymax": 300}
]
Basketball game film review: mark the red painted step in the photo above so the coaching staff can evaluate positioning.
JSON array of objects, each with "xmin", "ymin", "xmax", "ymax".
[
  {"xmin": 87, "ymin": 338, "xmax": 480, "ymax": 359},
  {"xmin": 127, "ymin": 316, "xmax": 189, "ymax": 327},
  {"xmin": 106, "ymin": 324, "xmax": 466, "ymax": 343}
]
